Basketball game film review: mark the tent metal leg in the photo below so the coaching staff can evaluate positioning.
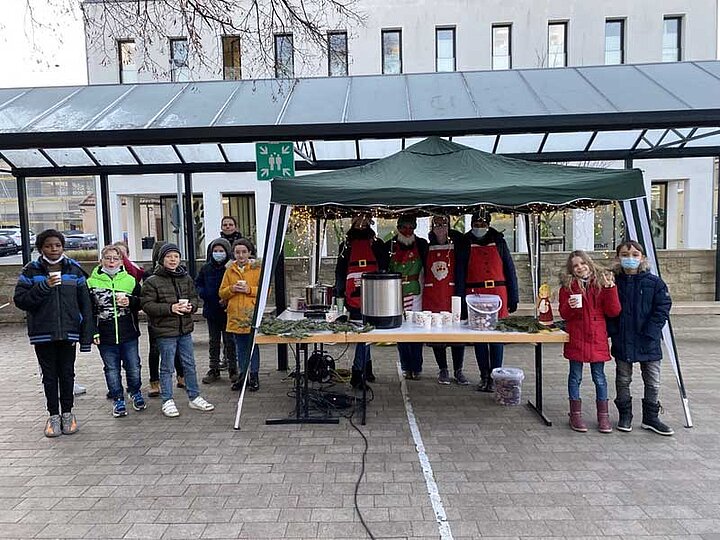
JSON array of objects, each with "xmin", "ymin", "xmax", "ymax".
[
  {"xmin": 526, "ymin": 343, "xmax": 552, "ymax": 426},
  {"xmin": 266, "ymin": 343, "xmax": 339, "ymax": 425}
]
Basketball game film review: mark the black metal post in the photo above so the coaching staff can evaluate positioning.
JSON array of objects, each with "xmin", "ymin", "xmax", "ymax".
[
  {"xmin": 16, "ymin": 175, "xmax": 31, "ymax": 265},
  {"xmin": 99, "ymin": 174, "xmax": 112, "ymax": 246},
  {"xmin": 275, "ymin": 251, "xmax": 289, "ymax": 371},
  {"xmin": 182, "ymin": 172, "xmax": 196, "ymax": 277}
]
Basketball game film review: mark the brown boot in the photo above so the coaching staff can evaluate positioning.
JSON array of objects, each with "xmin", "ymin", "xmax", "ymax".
[
  {"xmin": 596, "ymin": 399, "xmax": 612, "ymax": 433},
  {"xmin": 568, "ymin": 399, "xmax": 588, "ymax": 432}
]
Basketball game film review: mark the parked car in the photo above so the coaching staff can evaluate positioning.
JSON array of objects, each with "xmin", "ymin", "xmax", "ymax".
[
  {"xmin": 64, "ymin": 232, "xmax": 98, "ymax": 251},
  {"xmin": 0, "ymin": 227, "xmax": 35, "ymax": 250},
  {"xmin": 0, "ymin": 235, "xmax": 18, "ymax": 256}
]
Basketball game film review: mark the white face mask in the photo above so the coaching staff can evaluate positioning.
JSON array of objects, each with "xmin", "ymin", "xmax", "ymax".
[
  {"xmin": 102, "ymin": 265, "xmax": 121, "ymax": 276},
  {"xmin": 42, "ymin": 254, "xmax": 65, "ymax": 265},
  {"xmin": 471, "ymin": 227, "xmax": 488, "ymax": 238}
]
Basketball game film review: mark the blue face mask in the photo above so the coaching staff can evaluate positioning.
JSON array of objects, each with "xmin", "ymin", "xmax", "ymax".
[
  {"xmin": 620, "ymin": 257, "xmax": 641, "ymax": 270},
  {"xmin": 212, "ymin": 252, "xmax": 226, "ymax": 263},
  {"xmin": 471, "ymin": 227, "xmax": 488, "ymax": 238}
]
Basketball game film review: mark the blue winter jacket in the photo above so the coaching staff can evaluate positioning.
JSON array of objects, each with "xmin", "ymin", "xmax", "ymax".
[
  {"xmin": 606, "ymin": 271, "xmax": 672, "ymax": 363},
  {"xmin": 195, "ymin": 238, "xmax": 232, "ymax": 320}
]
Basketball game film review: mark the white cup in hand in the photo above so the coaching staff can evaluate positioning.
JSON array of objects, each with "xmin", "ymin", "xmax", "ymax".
[
  {"xmin": 48, "ymin": 271, "xmax": 61, "ymax": 286},
  {"xmin": 570, "ymin": 293, "xmax": 583, "ymax": 308}
]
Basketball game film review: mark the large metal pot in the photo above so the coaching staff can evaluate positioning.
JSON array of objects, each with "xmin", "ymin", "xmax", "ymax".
[
  {"xmin": 361, "ymin": 272, "xmax": 403, "ymax": 329},
  {"xmin": 305, "ymin": 283, "xmax": 334, "ymax": 309}
]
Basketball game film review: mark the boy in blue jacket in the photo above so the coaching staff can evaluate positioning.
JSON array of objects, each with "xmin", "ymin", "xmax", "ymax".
[
  {"xmin": 608, "ymin": 240, "xmax": 673, "ymax": 436},
  {"xmin": 14, "ymin": 229, "xmax": 93, "ymax": 437},
  {"xmin": 195, "ymin": 238, "xmax": 236, "ymax": 384}
]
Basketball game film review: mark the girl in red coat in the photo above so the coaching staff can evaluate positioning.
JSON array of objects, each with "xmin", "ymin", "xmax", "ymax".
[{"xmin": 559, "ymin": 250, "xmax": 621, "ymax": 433}]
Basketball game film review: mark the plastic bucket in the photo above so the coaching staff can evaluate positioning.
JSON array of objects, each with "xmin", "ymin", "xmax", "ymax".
[
  {"xmin": 466, "ymin": 294, "xmax": 502, "ymax": 330},
  {"xmin": 491, "ymin": 367, "xmax": 525, "ymax": 406}
]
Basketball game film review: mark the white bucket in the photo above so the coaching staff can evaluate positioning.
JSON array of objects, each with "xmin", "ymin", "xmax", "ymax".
[{"xmin": 466, "ymin": 294, "xmax": 502, "ymax": 331}]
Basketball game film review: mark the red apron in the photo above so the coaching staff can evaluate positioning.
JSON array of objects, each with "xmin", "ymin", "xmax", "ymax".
[
  {"xmin": 466, "ymin": 243, "xmax": 509, "ymax": 318},
  {"xmin": 345, "ymin": 239, "xmax": 379, "ymax": 310},
  {"xmin": 423, "ymin": 243, "xmax": 455, "ymax": 312}
]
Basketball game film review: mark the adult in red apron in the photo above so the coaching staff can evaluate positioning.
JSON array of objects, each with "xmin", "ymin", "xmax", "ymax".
[
  {"xmin": 387, "ymin": 216, "xmax": 428, "ymax": 380},
  {"xmin": 424, "ymin": 215, "xmax": 469, "ymax": 385},
  {"xmin": 335, "ymin": 214, "xmax": 388, "ymax": 389},
  {"xmin": 464, "ymin": 210, "xmax": 519, "ymax": 392}
]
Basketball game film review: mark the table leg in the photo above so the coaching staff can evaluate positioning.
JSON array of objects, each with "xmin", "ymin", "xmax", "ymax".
[
  {"xmin": 266, "ymin": 343, "xmax": 338, "ymax": 425},
  {"xmin": 526, "ymin": 343, "xmax": 552, "ymax": 426}
]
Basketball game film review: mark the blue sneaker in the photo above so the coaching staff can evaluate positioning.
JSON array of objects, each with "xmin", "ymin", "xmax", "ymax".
[
  {"xmin": 131, "ymin": 392, "xmax": 147, "ymax": 411},
  {"xmin": 112, "ymin": 398, "xmax": 128, "ymax": 418}
]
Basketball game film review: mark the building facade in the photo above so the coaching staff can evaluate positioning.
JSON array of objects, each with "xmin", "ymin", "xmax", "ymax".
[{"xmin": 83, "ymin": 0, "xmax": 719, "ymax": 260}]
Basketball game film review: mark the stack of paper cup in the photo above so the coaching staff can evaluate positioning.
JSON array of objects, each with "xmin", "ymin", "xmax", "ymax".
[
  {"xmin": 440, "ymin": 311, "xmax": 452, "ymax": 326},
  {"xmin": 431, "ymin": 313, "xmax": 443, "ymax": 327},
  {"xmin": 451, "ymin": 296, "xmax": 462, "ymax": 324}
]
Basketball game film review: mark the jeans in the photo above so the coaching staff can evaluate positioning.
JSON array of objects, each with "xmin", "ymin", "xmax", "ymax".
[
  {"xmin": 148, "ymin": 327, "xmax": 184, "ymax": 383},
  {"xmin": 352, "ymin": 343, "xmax": 371, "ymax": 371},
  {"xmin": 157, "ymin": 334, "xmax": 200, "ymax": 402},
  {"xmin": 568, "ymin": 360, "xmax": 608, "ymax": 401},
  {"xmin": 35, "ymin": 341, "xmax": 76, "ymax": 415},
  {"xmin": 616, "ymin": 359, "xmax": 661, "ymax": 403},
  {"xmin": 233, "ymin": 333, "xmax": 260, "ymax": 374},
  {"xmin": 398, "ymin": 342, "xmax": 424, "ymax": 373},
  {"xmin": 432, "ymin": 345, "xmax": 465, "ymax": 372},
  {"xmin": 474, "ymin": 343, "xmax": 504, "ymax": 374},
  {"xmin": 207, "ymin": 316, "xmax": 235, "ymax": 371},
  {"xmin": 98, "ymin": 339, "xmax": 142, "ymax": 399}
]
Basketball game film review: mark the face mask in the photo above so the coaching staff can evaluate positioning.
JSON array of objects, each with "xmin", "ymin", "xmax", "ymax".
[
  {"xmin": 620, "ymin": 257, "xmax": 641, "ymax": 270},
  {"xmin": 102, "ymin": 266, "xmax": 121, "ymax": 276},
  {"xmin": 212, "ymin": 252, "xmax": 226, "ymax": 263},
  {"xmin": 471, "ymin": 227, "xmax": 487, "ymax": 238},
  {"xmin": 42, "ymin": 254, "xmax": 65, "ymax": 265}
]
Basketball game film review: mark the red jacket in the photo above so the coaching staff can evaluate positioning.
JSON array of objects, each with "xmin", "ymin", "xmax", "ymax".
[{"xmin": 559, "ymin": 279, "xmax": 621, "ymax": 362}]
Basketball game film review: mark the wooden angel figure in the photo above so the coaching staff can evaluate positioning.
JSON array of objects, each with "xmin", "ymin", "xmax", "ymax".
[{"xmin": 537, "ymin": 283, "xmax": 554, "ymax": 325}]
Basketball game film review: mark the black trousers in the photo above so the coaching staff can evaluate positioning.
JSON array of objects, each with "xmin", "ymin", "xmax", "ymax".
[
  {"xmin": 206, "ymin": 315, "xmax": 236, "ymax": 371},
  {"xmin": 431, "ymin": 345, "xmax": 465, "ymax": 372},
  {"xmin": 147, "ymin": 327, "xmax": 184, "ymax": 383},
  {"xmin": 35, "ymin": 340, "xmax": 76, "ymax": 415}
]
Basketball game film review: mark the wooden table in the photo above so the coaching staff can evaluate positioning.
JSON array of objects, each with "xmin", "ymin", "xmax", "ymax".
[{"xmin": 256, "ymin": 312, "xmax": 568, "ymax": 425}]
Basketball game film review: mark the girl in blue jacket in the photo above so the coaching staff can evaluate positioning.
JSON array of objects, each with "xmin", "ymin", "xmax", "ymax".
[{"xmin": 607, "ymin": 240, "xmax": 673, "ymax": 436}]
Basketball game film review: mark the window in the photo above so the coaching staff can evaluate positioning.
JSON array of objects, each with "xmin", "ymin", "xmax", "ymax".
[
  {"xmin": 118, "ymin": 40, "xmax": 138, "ymax": 83},
  {"xmin": 548, "ymin": 22, "xmax": 567, "ymax": 67},
  {"xmin": 662, "ymin": 16, "xmax": 682, "ymax": 62},
  {"xmin": 651, "ymin": 182, "xmax": 668, "ymax": 249},
  {"xmin": 222, "ymin": 36, "xmax": 241, "ymax": 80},
  {"xmin": 274, "ymin": 34, "xmax": 294, "ymax": 78},
  {"xmin": 605, "ymin": 19, "xmax": 625, "ymax": 65},
  {"xmin": 435, "ymin": 27, "xmax": 455, "ymax": 72},
  {"xmin": 492, "ymin": 24, "xmax": 512, "ymax": 70},
  {"xmin": 169, "ymin": 38, "xmax": 189, "ymax": 82},
  {"xmin": 382, "ymin": 29, "xmax": 402, "ymax": 74},
  {"xmin": 327, "ymin": 31, "xmax": 348, "ymax": 76}
]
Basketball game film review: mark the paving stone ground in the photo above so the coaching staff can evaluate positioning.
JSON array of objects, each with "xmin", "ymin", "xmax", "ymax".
[{"xmin": 0, "ymin": 314, "xmax": 718, "ymax": 540}]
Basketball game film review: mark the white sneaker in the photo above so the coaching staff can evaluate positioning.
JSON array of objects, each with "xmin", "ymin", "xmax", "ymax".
[
  {"xmin": 73, "ymin": 383, "xmax": 87, "ymax": 396},
  {"xmin": 188, "ymin": 396, "xmax": 215, "ymax": 411},
  {"xmin": 161, "ymin": 399, "xmax": 180, "ymax": 417}
]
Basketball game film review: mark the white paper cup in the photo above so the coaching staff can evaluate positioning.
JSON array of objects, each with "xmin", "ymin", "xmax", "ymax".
[
  {"xmin": 48, "ymin": 271, "xmax": 61, "ymax": 286},
  {"xmin": 404, "ymin": 310, "xmax": 415, "ymax": 323},
  {"xmin": 422, "ymin": 315, "xmax": 432, "ymax": 329},
  {"xmin": 236, "ymin": 280, "xmax": 247, "ymax": 288},
  {"xmin": 178, "ymin": 298, "xmax": 189, "ymax": 306},
  {"xmin": 431, "ymin": 313, "xmax": 443, "ymax": 327},
  {"xmin": 440, "ymin": 311, "xmax": 453, "ymax": 326},
  {"xmin": 570, "ymin": 294, "xmax": 583, "ymax": 308}
]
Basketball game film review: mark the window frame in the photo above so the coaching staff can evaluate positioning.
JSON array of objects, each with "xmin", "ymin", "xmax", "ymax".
[
  {"xmin": 381, "ymin": 29, "xmax": 403, "ymax": 75},
  {"xmin": 662, "ymin": 15, "xmax": 683, "ymax": 62},
  {"xmin": 221, "ymin": 35, "xmax": 242, "ymax": 80},
  {"xmin": 491, "ymin": 23, "xmax": 512, "ymax": 70},
  {"xmin": 435, "ymin": 26, "xmax": 456, "ymax": 72},
  {"xmin": 547, "ymin": 21, "xmax": 568, "ymax": 68},
  {"xmin": 169, "ymin": 37, "xmax": 189, "ymax": 82},
  {"xmin": 117, "ymin": 39, "xmax": 137, "ymax": 84},
  {"xmin": 327, "ymin": 31, "xmax": 349, "ymax": 77},
  {"xmin": 604, "ymin": 18, "xmax": 625, "ymax": 65},
  {"xmin": 274, "ymin": 33, "xmax": 295, "ymax": 79}
]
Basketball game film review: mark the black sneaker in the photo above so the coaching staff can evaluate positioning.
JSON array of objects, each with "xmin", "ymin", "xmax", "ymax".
[
  {"xmin": 248, "ymin": 373, "xmax": 260, "ymax": 392},
  {"xmin": 202, "ymin": 369, "xmax": 221, "ymax": 384}
]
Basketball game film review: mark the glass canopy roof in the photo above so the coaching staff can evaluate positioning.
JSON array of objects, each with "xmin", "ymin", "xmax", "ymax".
[{"xmin": 1, "ymin": 61, "xmax": 719, "ymax": 175}]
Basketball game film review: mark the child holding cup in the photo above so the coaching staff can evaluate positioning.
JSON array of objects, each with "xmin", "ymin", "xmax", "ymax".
[
  {"xmin": 14, "ymin": 229, "xmax": 94, "ymax": 437},
  {"xmin": 87, "ymin": 245, "xmax": 146, "ymax": 418},
  {"xmin": 559, "ymin": 250, "xmax": 621, "ymax": 433}
]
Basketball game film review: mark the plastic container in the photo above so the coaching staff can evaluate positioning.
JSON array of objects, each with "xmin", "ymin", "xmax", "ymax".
[
  {"xmin": 491, "ymin": 367, "xmax": 525, "ymax": 406},
  {"xmin": 466, "ymin": 294, "xmax": 502, "ymax": 330}
]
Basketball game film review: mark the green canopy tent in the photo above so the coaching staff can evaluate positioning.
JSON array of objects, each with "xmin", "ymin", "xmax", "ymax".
[{"xmin": 242, "ymin": 137, "xmax": 691, "ymax": 427}]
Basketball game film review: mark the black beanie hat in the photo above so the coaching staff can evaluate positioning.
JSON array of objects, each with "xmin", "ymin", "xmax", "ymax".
[
  {"xmin": 158, "ymin": 243, "xmax": 181, "ymax": 262},
  {"xmin": 471, "ymin": 210, "xmax": 492, "ymax": 224}
]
